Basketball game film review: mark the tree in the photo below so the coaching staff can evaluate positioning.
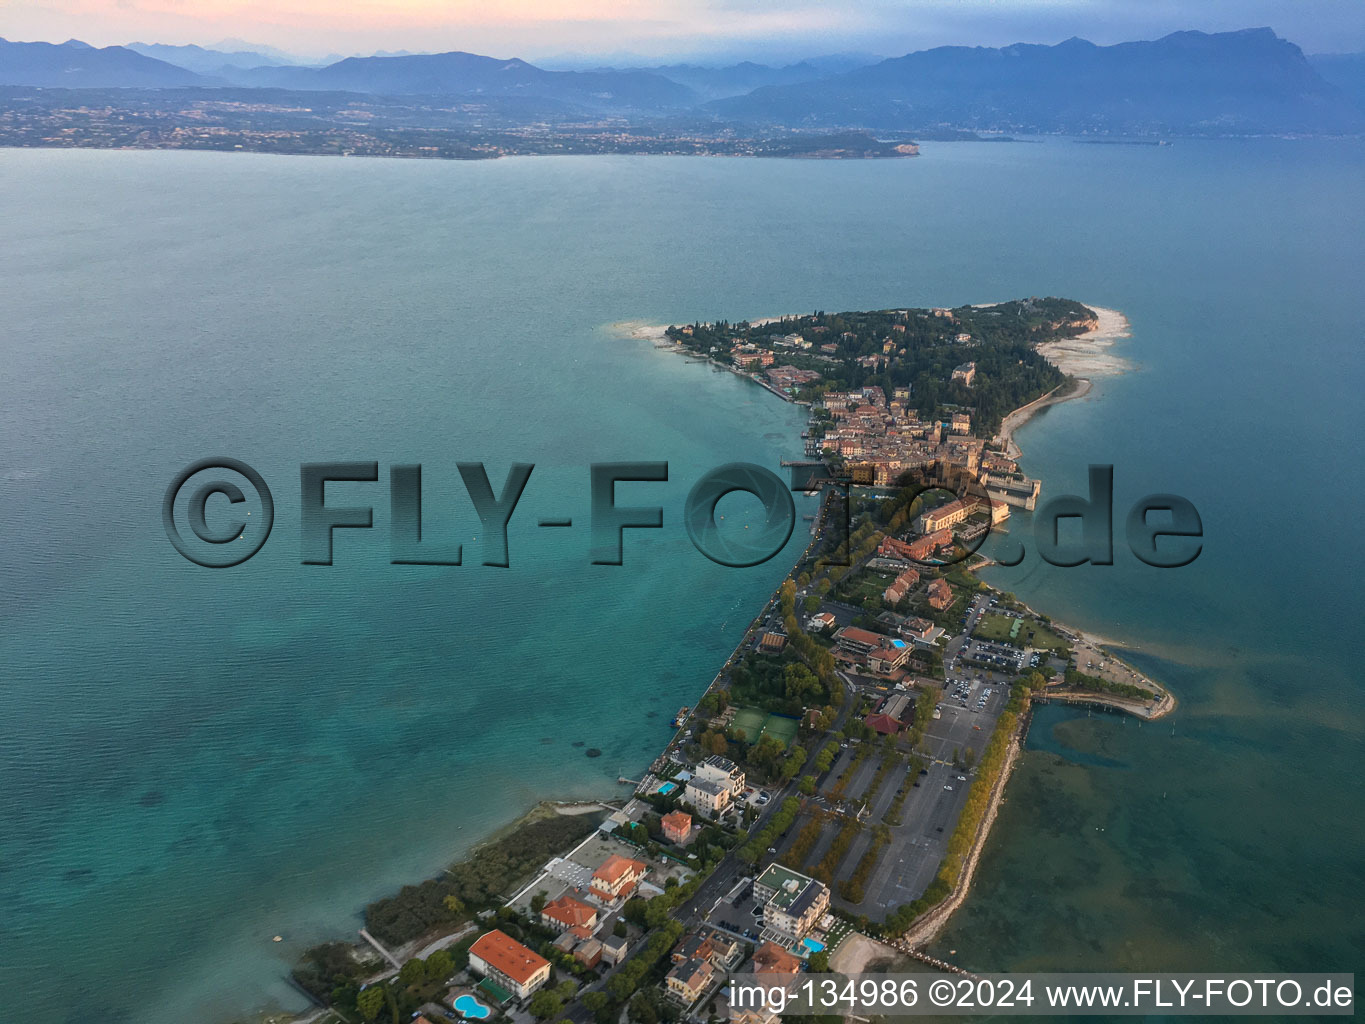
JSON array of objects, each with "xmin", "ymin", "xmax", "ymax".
[
  {"xmin": 356, "ymin": 987, "xmax": 385, "ymax": 1022},
  {"xmin": 398, "ymin": 958, "xmax": 426, "ymax": 986},
  {"xmin": 531, "ymin": 890, "xmax": 547, "ymax": 915},
  {"xmin": 583, "ymin": 991, "xmax": 615, "ymax": 1024},
  {"xmin": 582, "ymin": 992, "xmax": 611, "ymax": 1016},
  {"xmin": 425, "ymin": 949, "xmax": 453, "ymax": 980},
  {"xmin": 529, "ymin": 990, "xmax": 564, "ymax": 1019},
  {"xmin": 629, "ymin": 991, "xmax": 660, "ymax": 1024},
  {"xmin": 442, "ymin": 893, "xmax": 464, "ymax": 916},
  {"xmin": 808, "ymin": 949, "xmax": 831, "ymax": 972}
]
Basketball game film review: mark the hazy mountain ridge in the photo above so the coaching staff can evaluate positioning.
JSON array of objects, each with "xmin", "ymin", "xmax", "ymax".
[
  {"xmin": 710, "ymin": 28, "xmax": 1363, "ymax": 133},
  {"xmin": 2, "ymin": 28, "xmax": 1361, "ymax": 133},
  {"xmin": 1310, "ymin": 52, "xmax": 1365, "ymax": 111},
  {"xmin": 0, "ymin": 37, "xmax": 201, "ymax": 88},
  {"xmin": 617, "ymin": 60, "xmax": 833, "ymax": 99},
  {"xmin": 125, "ymin": 41, "xmax": 308, "ymax": 74}
]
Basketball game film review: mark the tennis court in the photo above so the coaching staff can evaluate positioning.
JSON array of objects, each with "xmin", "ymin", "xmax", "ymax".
[
  {"xmin": 731, "ymin": 707, "xmax": 800, "ymax": 746},
  {"xmin": 730, "ymin": 707, "xmax": 767, "ymax": 741}
]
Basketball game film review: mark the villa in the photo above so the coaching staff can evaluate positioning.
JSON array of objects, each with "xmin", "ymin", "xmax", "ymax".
[
  {"xmin": 540, "ymin": 893, "xmax": 598, "ymax": 933},
  {"xmin": 589, "ymin": 854, "xmax": 647, "ymax": 905},
  {"xmin": 661, "ymin": 810, "xmax": 692, "ymax": 844}
]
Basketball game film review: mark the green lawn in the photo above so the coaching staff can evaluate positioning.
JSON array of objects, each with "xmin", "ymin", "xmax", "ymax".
[
  {"xmin": 838, "ymin": 570, "xmax": 896, "ymax": 605},
  {"xmin": 975, "ymin": 612, "xmax": 1070, "ymax": 652},
  {"xmin": 974, "ymin": 612, "xmax": 1018, "ymax": 643}
]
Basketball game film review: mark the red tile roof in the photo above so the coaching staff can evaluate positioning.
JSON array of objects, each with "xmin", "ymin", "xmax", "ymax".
[
  {"xmin": 592, "ymin": 854, "xmax": 647, "ymax": 887},
  {"xmin": 542, "ymin": 894, "xmax": 598, "ymax": 930},
  {"xmin": 865, "ymin": 713, "xmax": 903, "ymax": 735},
  {"xmin": 752, "ymin": 941, "xmax": 801, "ymax": 975},
  {"xmin": 470, "ymin": 929, "xmax": 550, "ymax": 986}
]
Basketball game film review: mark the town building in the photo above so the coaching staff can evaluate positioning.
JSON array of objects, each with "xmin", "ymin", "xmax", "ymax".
[
  {"xmin": 926, "ymin": 578, "xmax": 954, "ymax": 610},
  {"xmin": 540, "ymin": 893, "xmax": 598, "ymax": 933},
  {"xmin": 666, "ymin": 957, "xmax": 716, "ymax": 1003},
  {"xmin": 915, "ymin": 498, "xmax": 970, "ymax": 533},
  {"xmin": 600, "ymin": 934, "xmax": 630, "ymax": 966},
  {"xmin": 684, "ymin": 776, "xmax": 731, "ymax": 818},
  {"xmin": 952, "ymin": 362, "xmax": 977, "ymax": 386},
  {"xmin": 694, "ymin": 755, "xmax": 746, "ymax": 798},
  {"xmin": 879, "ymin": 529, "xmax": 952, "ymax": 562},
  {"xmin": 867, "ymin": 643, "xmax": 912, "ymax": 674},
  {"xmin": 661, "ymin": 810, "xmax": 692, "ymax": 844},
  {"xmin": 468, "ymin": 930, "xmax": 551, "ymax": 1002},
  {"xmin": 806, "ymin": 611, "xmax": 837, "ymax": 632},
  {"xmin": 899, "ymin": 616, "xmax": 944, "ymax": 647},
  {"xmin": 573, "ymin": 939, "xmax": 603, "ymax": 969},
  {"xmin": 833, "ymin": 626, "xmax": 884, "ymax": 656},
  {"xmin": 758, "ymin": 632, "xmax": 787, "ymax": 654},
  {"xmin": 752, "ymin": 940, "xmax": 802, "ymax": 975},
  {"xmin": 589, "ymin": 854, "xmax": 647, "ymax": 905},
  {"xmin": 752, "ymin": 864, "xmax": 831, "ymax": 940},
  {"xmin": 865, "ymin": 712, "xmax": 903, "ymax": 735},
  {"xmin": 672, "ymin": 932, "xmax": 738, "ymax": 969}
]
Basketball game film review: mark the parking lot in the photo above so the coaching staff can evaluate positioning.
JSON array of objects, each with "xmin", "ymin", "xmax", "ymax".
[
  {"xmin": 749, "ymin": 588, "xmax": 1022, "ymax": 922},
  {"xmin": 844, "ymin": 682, "xmax": 1006, "ymax": 916}
]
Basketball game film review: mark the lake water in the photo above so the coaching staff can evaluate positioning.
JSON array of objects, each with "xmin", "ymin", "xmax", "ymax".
[{"xmin": 0, "ymin": 138, "xmax": 1361, "ymax": 1022}]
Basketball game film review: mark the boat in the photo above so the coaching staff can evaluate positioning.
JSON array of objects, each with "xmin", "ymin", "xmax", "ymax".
[{"xmin": 671, "ymin": 706, "xmax": 690, "ymax": 727}]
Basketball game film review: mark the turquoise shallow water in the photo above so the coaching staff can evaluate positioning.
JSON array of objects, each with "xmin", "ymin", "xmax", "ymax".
[{"xmin": 0, "ymin": 139, "xmax": 1361, "ymax": 1021}]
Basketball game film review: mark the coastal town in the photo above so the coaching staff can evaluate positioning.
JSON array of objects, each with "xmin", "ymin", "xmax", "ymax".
[
  {"xmin": 0, "ymin": 86, "xmax": 917, "ymax": 161},
  {"xmin": 275, "ymin": 299, "xmax": 1170, "ymax": 1024}
]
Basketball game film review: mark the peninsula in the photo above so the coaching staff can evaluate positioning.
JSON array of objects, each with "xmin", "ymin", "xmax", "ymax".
[{"xmin": 270, "ymin": 297, "xmax": 1171, "ymax": 1024}]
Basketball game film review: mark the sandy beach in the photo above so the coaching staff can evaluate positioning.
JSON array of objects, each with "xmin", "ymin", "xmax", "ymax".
[
  {"xmin": 1036, "ymin": 304, "xmax": 1133, "ymax": 377},
  {"xmin": 608, "ymin": 319, "xmax": 671, "ymax": 343},
  {"xmin": 994, "ymin": 303, "xmax": 1132, "ymax": 459}
]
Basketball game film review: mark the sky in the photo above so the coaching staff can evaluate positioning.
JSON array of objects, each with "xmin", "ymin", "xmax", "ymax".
[{"xmin": 4, "ymin": 0, "xmax": 1364, "ymax": 62}]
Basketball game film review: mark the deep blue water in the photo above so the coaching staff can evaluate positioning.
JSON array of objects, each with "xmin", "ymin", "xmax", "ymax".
[{"xmin": 0, "ymin": 138, "xmax": 1360, "ymax": 1021}]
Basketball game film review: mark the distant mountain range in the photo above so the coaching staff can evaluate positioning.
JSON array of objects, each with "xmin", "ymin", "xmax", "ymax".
[
  {"xmin": 2, "ymin": 28, "xmax": 1362, "ymax": 133},
  {"xmin": 1309, "ymin": 52, "xmax": 1365, "ymax": 112},
  {"xmin": 125, "ymin": 41, "xmax": 308, "ymax": 74},
  {"xmin": 711, "ymin": 28, "xmax": 1364, "ymax": 134},
  {"xmin": 0, "ymin": 37, "xmax": 200, "ymax": 88},
  {"xmin": 226, "ymin": 51, "xmax": 698, "ymax": 108}
]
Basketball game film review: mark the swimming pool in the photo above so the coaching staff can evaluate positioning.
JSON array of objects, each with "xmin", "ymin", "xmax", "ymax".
[
  {"xmin": 657, "ymin": 781, "xmax": 677, "ymax": 794},
  {"xmin": 803, "ymin": 938, "xmax": 825, "ymax": 953},
  {"xmin": 454, "ymin": 994, "xmax": 492, "ymax": 1019}
]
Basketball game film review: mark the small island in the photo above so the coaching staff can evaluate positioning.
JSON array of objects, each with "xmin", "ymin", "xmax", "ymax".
[{"xmin": 272, "ymin": 297, "xmax": 1171, "ymax": 1024}]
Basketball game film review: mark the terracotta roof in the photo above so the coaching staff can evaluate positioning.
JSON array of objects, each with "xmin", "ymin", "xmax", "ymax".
[
  {"xmin": 865, "ymin": 713, "xmax": 903, "ymax": 735},
  {"xmin": 592, "ymin": 854, "xmax": 647, "ymax": 886},
  {"xmin": 752, "ymin": 941, "xmax": 801, "ymax": 975},
  {"xmin": 470, "ymin": 929, "xmax": 550, "ymax": 986},
  {"xmin": 542, "ymin": 894, "xmax": 598, "ymax": 929},
  {"xmin": 662, "ymin": 810, "xmax": 692, "ymax": 834}
]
